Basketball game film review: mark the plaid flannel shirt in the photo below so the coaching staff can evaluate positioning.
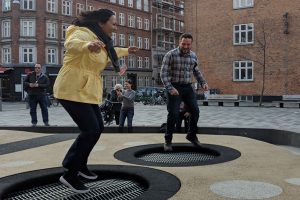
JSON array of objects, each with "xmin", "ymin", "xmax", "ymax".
[{"xmin": 160, "ymin": 47, "xmax": 206, "ymax": 91}]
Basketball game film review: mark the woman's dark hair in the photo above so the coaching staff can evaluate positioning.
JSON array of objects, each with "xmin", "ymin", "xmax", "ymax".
[
  {"xmin": 125, "ymin": 79, "xmax": 133, "ymax": 85},
  {"xmin": 72, "ymin": 9, "xmax": 121, "ymax": 73}
]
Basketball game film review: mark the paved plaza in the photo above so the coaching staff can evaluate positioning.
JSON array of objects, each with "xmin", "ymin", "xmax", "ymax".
[{"xmin": 0, "ymin": 102, "xmax": 300, "ymax": 200}]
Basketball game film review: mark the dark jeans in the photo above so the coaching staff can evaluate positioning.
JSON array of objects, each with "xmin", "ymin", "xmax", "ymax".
[
  {"xmin": 28, "ymin": 94, "xmax": 49, "ymax": 124},
  {"xmin": 119, "ymin": 107, "xmax": 134, "ymax": 132},
  {"xmin": 114, "ymin": 110, "xmax": 120, "ymax": 125},
  {"xmin": 165, "ymin": 84, "xmax": 199, "ymax": 143},
  {"xmin": 59, "ymin": 99, "xmax": 104, "ymax": 174},
  {"xmin": 176, "ymin": 112, "xmax": 190, "ymax": 133}
]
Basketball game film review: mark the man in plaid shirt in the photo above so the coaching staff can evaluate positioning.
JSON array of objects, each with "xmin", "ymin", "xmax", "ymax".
[{"xmin": 160, "ymin": 33, "xmax": 209, "ymax": 152}]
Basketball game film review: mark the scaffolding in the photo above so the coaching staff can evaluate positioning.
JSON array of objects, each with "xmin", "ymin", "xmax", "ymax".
[{"xmin": 152, "ymin": 0, "xmax": 184, "ymax": 86}]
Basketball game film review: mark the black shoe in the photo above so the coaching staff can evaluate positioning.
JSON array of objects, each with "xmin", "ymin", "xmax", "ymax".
[
  {"xmin": 44, "ymin": 122, "xmax": 50, "ymax": 126},
  {"xmin": 78, "ymin": 168, "xmax": 98, "ymax": 180},
  {"xmin": 164, "ymin": 143, "xmax": 173, "ymax": 152},
  {"xmin": 59, "ymin": 174, "xmax": 90, "ymax": 193},
  {"xmin": 31, "ymin": 123, "xmax": 37, "ymax": 127},
  {"xmin": 186, "ymin": 135, "xmax": 202, "ymax": 147}
]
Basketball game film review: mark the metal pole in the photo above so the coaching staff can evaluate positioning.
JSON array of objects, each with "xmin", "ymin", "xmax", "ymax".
[{"xmin": 0, "ymin": 78, "xmax": 2, "ymax": 111}]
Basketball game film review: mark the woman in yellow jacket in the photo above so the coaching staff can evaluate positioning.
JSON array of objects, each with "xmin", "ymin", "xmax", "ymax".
[{"xmin": 54, "ymin": 9, "xmax": 138, "ymax": 193}]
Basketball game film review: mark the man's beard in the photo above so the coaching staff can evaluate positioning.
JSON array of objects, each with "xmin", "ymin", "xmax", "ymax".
[{"xmin": 179, "ymin": 47, "xmax": 190, "ymax": 55}]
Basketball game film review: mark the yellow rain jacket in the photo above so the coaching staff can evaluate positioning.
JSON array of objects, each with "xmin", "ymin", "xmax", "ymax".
[{"xmin": 53, "ymin": 25, "xmax": 129, "ymax": 104}]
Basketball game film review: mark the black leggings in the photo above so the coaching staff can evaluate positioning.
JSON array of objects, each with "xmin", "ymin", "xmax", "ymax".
[{"xmin": 59, "ymin": 99, "xmax": 104, "ymax": 173}]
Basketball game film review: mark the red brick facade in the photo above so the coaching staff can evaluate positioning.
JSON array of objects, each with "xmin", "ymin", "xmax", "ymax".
[{"xmin": 185, "ymin": 0, "xmax": 300, "ymax": 98}]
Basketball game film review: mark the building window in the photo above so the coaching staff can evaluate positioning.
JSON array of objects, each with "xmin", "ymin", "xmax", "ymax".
[
  {"xmin": 128, "ymin": 15, "xmax": 135, "ymax": 28},
  {"xmin": 46, "ymin": 21, "xmax": 57, "ymax": 39},
  {"xmin": 102, "ymin": 76, "xmax": 107, "ymax": 89},
  {"xmin": 119, "ymin": 34, "xmax": 125, "ymax": 46},
  {"xmin": 128, "ymin": 0, "xmax": 133, "ymax": 7},
  {"xmin": 137, "ymin": 17, "xmax": 142, "ymax": 29},
  {"xmin": 119, "ymin": 56, "xmax": 126, "ymax": 66},
  {"xmin": 87, "ymin": 5, "xmax": 94, "ymax": 11},
  {"xmin": 233, "ymin": 0, "xmax": 254, "ymax": 9},
  {"xmin": 110, "ymin": 0, "xmax": 116, "ymax": 3},
  {"xmin": 119, "ymin": 13, "xmax": 125, "ymax": 26},
  {"xmin": 128, "ymin": 55, "xmax": 135, "ymax": 68},
  {"xmin": 137, "ymin": 37, "xmax": 143, "ymax": 49},
  {"xmin": 62, "ymin": 0, "xmax": 72, "ymax": 16},
  {"xmin": 144, "ymin": 57, "xmax": 150, "ymax": 68},
  {"xmin": 136, "ymin": 0, "xmax": 142, "ymax": 9},
  {"xmin": 61, "ymin": 47, "xmax": 65, "ymax": 64},
  {"xmin": 2, "ymin": 46, "xmax": 11, "ymax": 64},
  {"xmin": 138, "ymin": 77, "xmax": 143, "ymax": 87},
  {"xmin": 2, "ymin": 0, "xmax": 11, "ymax": 11},
  {"xmin": 137, "ymin": 56, "xmax": 143, "ymax": 68},
  {"xmin": 144, "ymin": 38, "xmax": 150, "ymax": 49},
  {"xmin": 47, "ymin": 0, "xmax": 57, "ymax": 13},
  {"xmin": 20, "ymin": 0, "xmax": 35, "ymax": 10},
  {"xmin": 112, "ymin": 32, "xmax": 117, "ymax": 45},
  {"xmin": 120, "ymin": 76, "xmax": 125, "ymax": 86},
  {"xmin": 144, "ymin": 0, "xmax": 149, "ymax": 12},
  {"xmin": 118, "ymin": 0, "xmax": 124, "ymax": 5},
  {"xmin": 20, "ymin": 46, "xmax": 36, "ymax": 63},
  {"xmin": 46, "ymin": 47, "xmax": 57, "ymax": 64},
  {"xmin": 234, "ymin": 23, "xmax": 254, "ymax": 45},
  {"xmin": 144, "ymin": 19, "xmax": 149, "ymax": 30},
  {"xmin": 62, "ymin": 24, "xmax": 70, "ymax": 40},
  {"xmin": 145, "ymin": 77, "xmax": 150, "ymax": 86},
  {"xmin": 112, "ymin": 76, "xmax": 117, "ymax": 87},
  {"xmin": 76, "ymin": 3, "xmax": 85, "ymax": 15},
  {"xmin": 20, "ymin": 19, "xmax": 35, "ymax": 37},
  {"xmin": 2, "ymin": 20, "xmax": 11, "ymax": 38},
  {"xmin": 233, "ymin": 61, "xmax": 253, "ymax": 81},
  {"xmin": 128, "ymin": 35, "xmax": 135, "ymax": 46}
]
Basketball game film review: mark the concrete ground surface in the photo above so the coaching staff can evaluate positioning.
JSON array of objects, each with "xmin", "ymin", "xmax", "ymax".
[
  {"xmin": 0, "ymin": 102, "xmax": 300, "ymax": 199},
  {"xmin": 0, "ymin": 130, "xmax": 300, "ymax": 200}
]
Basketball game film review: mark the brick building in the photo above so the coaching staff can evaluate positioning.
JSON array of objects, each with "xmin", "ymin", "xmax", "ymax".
[
  {"xmin": 151, "ymin": 0, "xmax": 184, "ymax": 86},
  {"xmin": 185, "ymin": 0, "xmax": 300, "ymax": 101},
  {"xmin": 0, "ymin": 0, "xmax": 152, "ymax": 100}
]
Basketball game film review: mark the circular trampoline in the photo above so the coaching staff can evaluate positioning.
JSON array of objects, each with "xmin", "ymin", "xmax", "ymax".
[
  {"xmin": 114, "ymin": 143, "xmax": 241, "ymax": 167},
  {"xmin": 0, "ymin": 165, "xmax": 181, "ymax": 200}
]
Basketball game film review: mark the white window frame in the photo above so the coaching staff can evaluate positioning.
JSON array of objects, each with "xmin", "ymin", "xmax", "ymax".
[
  {"xmin": 144, "ymin": 38, "xmax": 150, "ymax": 50},
  {"xmin": 102, "ymin": 76, "xmax": 107, "ymax": 89},
  {"xmin": 144, "ymin": 19, "xmax": 149, "ymax": 30},
  {"xmin": 136, "ymin": 0, "xmax": 142, "ymax": 10},
  {"xmin": 46, "ymin": 21, "xmax": 57, "ymax": 39},
  {"xmin": 128, "ymin": 0, "xmax": 133, "ymax": 7},
  {"xmin": 119, "ymin": 13, "xmax": 125, "ymax": 26},
  {"xmin": 137, "ymin": 17, "xmax": 142, "ymax": 29},
  {"xmin": 120, "ymin": 76, "xmax": 125, "ymax": 86},
  {"xmin": 233, "ymin": 60, "xmax": 254, "ymax": 81},
  {"xmin": 137, "ymin": 37, "xmax": 143, "ymax": 49},
  {"xmin": 128, "ymin": 55, "xmax": 135, "ymax": 68},
  {"xmin": 46, "ymin": 47, "xmax": 58, "ymax": 64},
  {"xmin": 144, "ymin": 0, "xmax": 149, "ymax": 12},
  {"xmin": 2, "ymin": 19, "xmax": 11, "ymax": 38},
  {"xmin": 145, "ymin": 77, "xmax": 150, "ymax": 87},
  {"xmin": 144, "ymin": 57, "xmax": 150, "ymax": 68},
  {"xmin": 129, "ymin": 35, "xmax": 135, "ymax": 46},
  {"xmin": 112, "ymin": 76, "xmax": 118, "ymax": 88},
  {"xmin": 137, "ymin": 56, "xmax": 143, "ymax": 68},
  {"xmin": 128, "ymin": 15, "xmax": 135, "ymax": 28},
  {"xmin": 119, "ymin": 57, "xmax": 126, "ymax": 66},
  {"xmin": 233, "ymin": 0, "xmax": 254, "ymax": 9},
  {"xmin": 110, "ymin": 0, "xmax": 116, "ymax": 3},
  {"xmin": 2, "ymin": 0, "xmax": 11, "ymax": 11},
  {"xmin": 19, "ymin": 45, "xmax": 36, "ymax": 64},
  {"xmin": 62, "ymin": 24, "xmax": 70, "ymax": 40},
  {"xmin": 2, "ymin": 46, "xmax": 11, "ymax": 64},
  {"xmin": 20, "ymin": 0, "xmax": 36, "ymax": 10},
  {"xmin": 138, "ymin": 77, "xmax": 143, "ymax": 87},
  {"xmin": 112, "ymin": 32, "xmax": 117, "ymax": 45},
  {"xmin": 118, "ymin": 0, "xmax": 124, "ymax": 6},
  {"xmin": 119, "ymin": 34, "xmax": 125, "ymax": 46},
  {"xmin": 76, "ymin": 3, "xmax": 85, "ymax": 15},
  {"xmin": 233, "ymin": 23, "xmax": 254, "ymax": 45},
  {"xmin": 20, "ymin": 19, "xmax": 36, "ymax": 37},
  {"xmin": 62, "ymin": 0, "xmax": 72, "ymax": 16},
  {"xmin": 46, "ymin": 0, "xmax": 57, "ymax": 13}
]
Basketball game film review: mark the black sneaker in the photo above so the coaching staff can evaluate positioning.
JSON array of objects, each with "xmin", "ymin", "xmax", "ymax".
[
  {"xmin": 44, "ymin": 122, "xmax": 50, "ymax": 126},
  {"xmin": 78, "ymin": 168, "xmax": 98, "ymax": 180},
  {"xmin": 59, "ymin": 174, "xmax": 90, "ymax": 193},
  {"xmin": 164, "ymin": 143, "xmax": 173, "ymax": 152},
  {"xmin": 186, "ymin": 135, "xmax": 202, "ymax": 147},
  {"xmin": 31, "ymin": 123, "xmax": 37, "ymax": 127}
]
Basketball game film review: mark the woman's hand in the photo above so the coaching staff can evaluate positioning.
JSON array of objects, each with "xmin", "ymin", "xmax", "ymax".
[
  {"xmin": 128, "ymin": 46, "xmax": 139, "ymax": 54},
  {"xmin": 118, "ymin": 65, "xmax": 128, "ymax": 76},
  {"xmin": 88, "ymin": 41, "xmax": 105, "ymax": 53}
]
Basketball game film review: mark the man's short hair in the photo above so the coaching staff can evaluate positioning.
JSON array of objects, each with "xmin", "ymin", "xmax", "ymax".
[{"xmin": 179, "ymin": 33, "xmax": 193, "ymax": 41}]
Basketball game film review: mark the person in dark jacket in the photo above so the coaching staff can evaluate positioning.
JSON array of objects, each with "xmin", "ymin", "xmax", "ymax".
[
  {"xmin": 24, "ymin": 64, "xmax": 50, "ymax": 126},
  {"xmin": 109, "ymin": 84, "xmax": 123, "ymax": 125}
]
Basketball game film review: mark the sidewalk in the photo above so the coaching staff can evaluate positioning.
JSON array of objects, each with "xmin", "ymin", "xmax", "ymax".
[{"xmin": 0, "ymin": 102, "xmax": 299, "ymax": 133}]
